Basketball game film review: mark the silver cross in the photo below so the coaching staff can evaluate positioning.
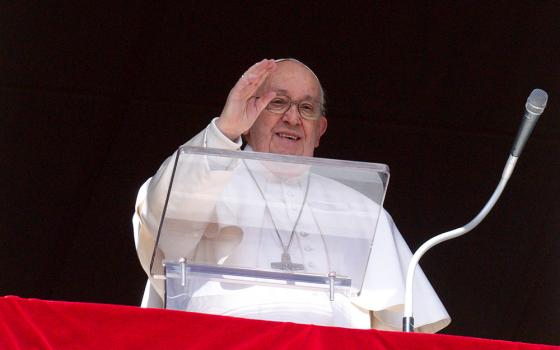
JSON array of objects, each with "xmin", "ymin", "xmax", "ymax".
[{"xmin": 271, "ymin": 253, "xmax": 304, "ymax": 271}]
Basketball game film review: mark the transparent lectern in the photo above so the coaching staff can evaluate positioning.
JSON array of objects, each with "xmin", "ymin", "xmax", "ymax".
[{"xmin": 149, "ymin": 146, "xmax": 389, "ymax": 326}]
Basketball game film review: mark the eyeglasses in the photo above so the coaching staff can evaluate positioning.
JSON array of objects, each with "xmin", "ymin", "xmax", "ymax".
[{"xmin": 259, "ymin": 95, "xmax": 323, "ymax": 121}]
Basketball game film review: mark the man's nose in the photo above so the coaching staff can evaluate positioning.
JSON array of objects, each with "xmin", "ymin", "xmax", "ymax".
[{"xmin": 282, "ymin": 103, "xmax": 301, "ymax": 125}]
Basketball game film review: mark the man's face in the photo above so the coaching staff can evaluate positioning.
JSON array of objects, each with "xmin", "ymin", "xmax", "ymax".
[{"xmin": 245, "ymin": 61, "xmax": 327, "ymax": 157}]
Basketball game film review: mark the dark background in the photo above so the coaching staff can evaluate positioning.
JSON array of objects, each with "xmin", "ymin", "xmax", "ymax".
[{"xmin": 1, "ymin": 2, "xmax": 558, "ymax": 345}]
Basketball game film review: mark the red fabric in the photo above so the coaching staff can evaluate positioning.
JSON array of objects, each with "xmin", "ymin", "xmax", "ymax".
[{"xmin": 0, "ymin": 296, "xmax": 556, "ymax": 350}]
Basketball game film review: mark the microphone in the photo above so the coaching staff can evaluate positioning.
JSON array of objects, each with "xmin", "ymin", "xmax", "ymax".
[
  {"xmin": 402, "ymin": 88, "xmax": 549, "ymax": 332},
  {"xmin": 511, "ymin": 89, "xmax": 548, "ymax": 157}
]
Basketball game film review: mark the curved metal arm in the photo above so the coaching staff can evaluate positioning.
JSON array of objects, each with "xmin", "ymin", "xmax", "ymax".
[{"xmin": 402, "ymin": 155, "xmax": 518, "ymax": 331}]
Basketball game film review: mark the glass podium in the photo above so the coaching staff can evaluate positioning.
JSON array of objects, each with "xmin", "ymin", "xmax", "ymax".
[{"xmin": 149, "ymin": 146, "xmax": 389, "ymax": 324}]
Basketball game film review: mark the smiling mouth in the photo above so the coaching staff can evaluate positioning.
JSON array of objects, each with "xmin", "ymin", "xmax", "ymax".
[{"xmin": 276, "ymin": 132, "xmax": 300, "ymax": 141}]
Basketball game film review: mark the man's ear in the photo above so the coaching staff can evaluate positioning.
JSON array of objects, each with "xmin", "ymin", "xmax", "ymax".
[{"xmin": 314, "ymin": 116, "xmax": 328, "ymax": 147}]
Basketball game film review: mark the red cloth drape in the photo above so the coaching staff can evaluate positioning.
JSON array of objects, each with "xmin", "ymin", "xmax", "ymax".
[{"xmin": 0, "ymin": 296, "xmax": 556, "ymax": 349}]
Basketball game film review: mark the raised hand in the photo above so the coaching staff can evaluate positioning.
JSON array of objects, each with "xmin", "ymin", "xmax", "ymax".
[{"xmin": 216, "ymin": 59, "xmax": 277, "ymax": 141}]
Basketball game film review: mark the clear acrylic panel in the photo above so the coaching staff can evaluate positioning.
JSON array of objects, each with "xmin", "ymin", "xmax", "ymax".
[{"xmin": 150, "ymin": 146, "xmax": 389, "ymax": 314}]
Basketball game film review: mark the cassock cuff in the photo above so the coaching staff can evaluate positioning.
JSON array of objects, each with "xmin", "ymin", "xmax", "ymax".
[{"xmin": 207, "ymin": 117, "xmax": 243, "ymax": 150}]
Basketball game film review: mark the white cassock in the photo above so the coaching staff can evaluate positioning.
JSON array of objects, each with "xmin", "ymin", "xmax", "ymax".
[{"xmin": 133, "ymin": 118, "xmax": 451, "ymax": 333}]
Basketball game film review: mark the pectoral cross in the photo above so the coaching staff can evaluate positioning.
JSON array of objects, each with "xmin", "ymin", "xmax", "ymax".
[{"xmin": 271, "ymin": 253, "xmax": 305, "ymax": 271}]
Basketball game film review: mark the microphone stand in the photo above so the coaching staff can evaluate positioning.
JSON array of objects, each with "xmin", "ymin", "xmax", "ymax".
[
  {"xmin": 402, "ymin": 155, "xmax": 517, "ymax": 332},
  {"xmin": 402, "ymin": 89, "xmax": 548, "ymax": 332}
]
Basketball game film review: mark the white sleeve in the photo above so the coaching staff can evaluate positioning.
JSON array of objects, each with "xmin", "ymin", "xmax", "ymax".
[{"xmin": 132, "ymin": 118, "xmax": 243, "ymax": 298}]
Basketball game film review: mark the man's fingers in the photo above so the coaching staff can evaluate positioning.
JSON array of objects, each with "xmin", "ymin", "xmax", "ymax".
[
  {"xmin": 254, "ymin": 90, "xmax": 277, "ymax": 113},
  {"xmin": 244, "ymin": 59, "xmax": 275, "ymax": 81},
  {"xmin": 232, "ymin": 59, "xmax": 276, "ymax": 99},
  {"xmin": 251, "ymin": 63, "xmax": 275, "ymax": 92}
]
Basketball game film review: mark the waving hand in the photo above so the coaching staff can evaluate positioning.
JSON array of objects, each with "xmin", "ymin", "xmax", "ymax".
[{"xmin": 216, "ymin": 59, "xmax": 277, "ymax": 141}]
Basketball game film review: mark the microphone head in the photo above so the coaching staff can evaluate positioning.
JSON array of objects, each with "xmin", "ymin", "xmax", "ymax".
[{"xmin": 526, "ymin": 89, "xmax": 548, "ymax": 114}]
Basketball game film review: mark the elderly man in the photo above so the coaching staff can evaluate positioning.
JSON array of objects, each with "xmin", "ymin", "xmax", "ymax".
[
  {"xmin": 133, "ymin": 58, "xmax": 450, "ymax": 332},
  {"xmin": 216, "ymin": 59, "xmax": 326, "ymax": 156}
]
